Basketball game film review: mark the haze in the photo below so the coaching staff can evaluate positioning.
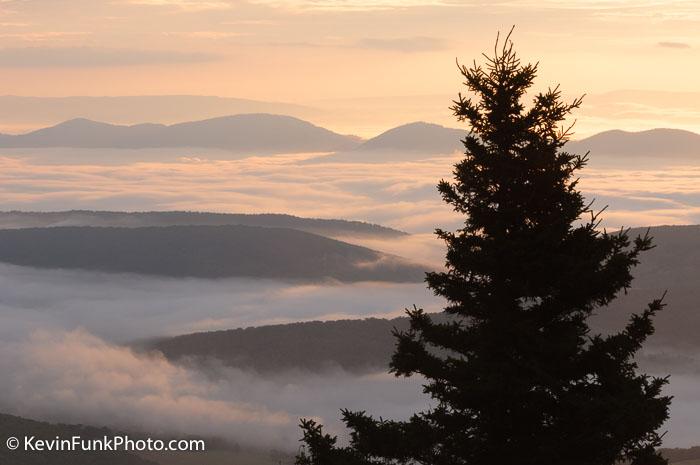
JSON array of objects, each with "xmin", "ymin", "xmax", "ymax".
[{"xmin": 0, "ymin": 1, "xmax": 699, "ymax": 136}]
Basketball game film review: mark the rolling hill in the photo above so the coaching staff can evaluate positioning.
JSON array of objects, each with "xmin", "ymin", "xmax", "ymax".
[
  {"xmin": 148, "ymin": 317, "xmax": 408, "ymax": 374},
  {"xmin": 0, "ymin": 114, "xmax": 359, "ymax": 153},
  {"xmin": 148, "ymin": 225, "xmax": 700, "ymax": 374},
  {"xmin": 0, "ymin": 225, "xmax": 425, "ymax": 281},
  {"xmin": 0, "ymin": 211, "xmax": 406, "ymax": 239}
]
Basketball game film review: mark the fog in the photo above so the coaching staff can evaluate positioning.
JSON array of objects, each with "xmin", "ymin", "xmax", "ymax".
[
  {"xmin": 0, "ymin": 264, "xmax": 443, "ymax": 343},
  {"xmin": 3, "ymin": 148, "xmax": 700, "ymax": 234},
  {"xmin": 0, "ymin": 261, "xmax": 697, "ymax": 448},
  {"xmin": 0, "ymin": 329, "xmax": 427, "ymax": 450},
  {"xmin": 2, "ymin": 146, "xmax": 700, "ymax": 451},
  {"xmin": 0, "ymin": 263, "xmax": 437, "ymax": 450}
]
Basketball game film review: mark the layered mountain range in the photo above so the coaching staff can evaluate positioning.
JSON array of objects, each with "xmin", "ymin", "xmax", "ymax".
[{"xmin": 2, "ymin": 114, "xmax": 698, "ymax": 161}]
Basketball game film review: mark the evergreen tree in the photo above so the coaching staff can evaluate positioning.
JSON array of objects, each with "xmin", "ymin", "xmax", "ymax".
[{"xmin": 296, "ymin": 30, "xmax": 671, "ymax": 465}]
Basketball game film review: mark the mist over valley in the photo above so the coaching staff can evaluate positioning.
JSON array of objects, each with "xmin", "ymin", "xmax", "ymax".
[{"xmin": 2, "ymin": 111, "xmax": 700, "ymax": 463}]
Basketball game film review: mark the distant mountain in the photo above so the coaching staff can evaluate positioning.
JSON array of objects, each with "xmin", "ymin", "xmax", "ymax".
[
  {"xmin": 352, "ymin": 125, "xmax": 700, "ymax": 161},
  {"xmin": 0, "ymin": 225, "xmax": 425, "ymax": 282},
  {"xmin": 0, "ymin": 413, "xmax": 156, "ymax": 465},
  {"xmin": 149, "ymin": 225, "xmax": 700, "ymax": 374},
  {"xmin": 345, "ymin": 125, "xmax": 700, "ymax": 163},
  {"xmin": 0, "ymin": 211, "xmax": 406, "ymax": 239},
  {"xmin": 357, "ymin": 121, "xmax": 464, "ymax": 154},
  {"xmin": 0, "ymin": 114, "xmax": 360, "ymax": 153},
  {"xmin": 569, "ymin": 128, "xmax": 700, "ymax": 158},
  {"xmin": 6, "ymin": 112, "xmax": 699, "ymax": 162},
  {"xmin": 0, "ymin": 95, "xmax": 320, "ymax": 131}
]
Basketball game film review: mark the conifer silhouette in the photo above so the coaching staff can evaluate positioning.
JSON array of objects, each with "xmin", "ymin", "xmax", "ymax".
[{"xmin": 296, "ymin": 29, "xmax": 671, "ymax": 465}]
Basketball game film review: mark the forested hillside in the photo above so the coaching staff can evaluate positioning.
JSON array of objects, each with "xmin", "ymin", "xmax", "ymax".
[
  {"xmin": 0, "ymin": 211, "xmax": 406, "ymax": 239},
  {"xmin": 0, "ymin": 225, "xmax": 424, "ymax": 282}
]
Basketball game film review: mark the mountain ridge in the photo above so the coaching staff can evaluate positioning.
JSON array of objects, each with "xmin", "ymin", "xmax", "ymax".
[
  {"xmin": 2, "ymin": 113, "xmax": 700, "ymax": 160},
  {"xmin": 0, "ymin": 210, "xmax": 407, "ymax": 239},
  {"xmin": 0, "ymin": 94, "xmax": 320, "ymax": 131},
  {"xmin": 356, "ymin": 121, "xmax": 464, "ymax": 153},
  {"xmin": 0, "ymin": 114, "xmax": 359, "ymax": 153},
  {"xmin": 568, "ymin": 127, "xmax": 700, "ymax": 158}
]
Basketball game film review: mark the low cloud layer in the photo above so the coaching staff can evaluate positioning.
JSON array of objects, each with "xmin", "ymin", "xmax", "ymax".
[
  {"xmin": 0, "ymin": 329, "xmax": 425, "ymax": 449},
  {"xmin": 0, "ymin": 150, "xmax": 461, "ymax": 233},
  {"xmin": 0, "ymin": 264, "xmax": 443, "ymax": 343},
  {"xmin": 0, "ymin": 243, "xmax": 698, "ymax": 448},
  {"xmin": 0, "ymin": 263, "xmax": 434, "ymax": 449},
  {"xmin": 0, "ymin": 325, "xmax": 696, "ymax": 449},
  {"xmin": 2, "ymin": 148, "xmax": 700, "ymax": 234}
]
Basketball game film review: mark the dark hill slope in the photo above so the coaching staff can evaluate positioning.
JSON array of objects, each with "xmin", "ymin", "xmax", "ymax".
[
  {"xmin": 149, "ymin": 317, "xmax": 410, "ymax": 374},
  {"xmin": 0, "ymin": 225, "xmax": 425, "ymax": 282}
]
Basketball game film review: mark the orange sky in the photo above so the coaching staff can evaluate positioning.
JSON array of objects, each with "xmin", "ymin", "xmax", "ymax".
[{"xmin": 1, "ymin": 0, "xmax": 700, "ymax": 135}]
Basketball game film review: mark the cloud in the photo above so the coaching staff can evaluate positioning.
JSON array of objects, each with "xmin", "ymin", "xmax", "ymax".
[
  {"xmin": 127, "ymin": 0, "xmax": 233, "ymax": 11},
  {"xmin": 355, "ymin": 36, "xmax": 447, "ymax": 53},
  {"xmin": 658, "ymin": 41, "xmax": 691, "ymax": 49},
  {"xmin": 0, "ymin": 274, "xmax": 698, "ymax": 449},
  {"xmin": 0, "ymin": 262, "xmax": 438, "ymax": 447},
  {"xmin": 0, "ymin": 151, "xmax": 461, "ymax": 233},
  {"xmin": 164, "ymin": 31, "xmax": 248, "ymax": 39},
  {"xmin": 0, "ymin": 31, "xmax": 89, "ymax": 42},
  {"xmin": 220, "ymin": 19, "xmax": 278, "ymax": 26},
  {"xmin": 3, "ymin": 143, "xmax": 700, "ymax": 233},
  {"xmin": 0, "ymin": 264, "xmax": 442, "ymax": 342},
  {"xmin": 249, "ymin": 0, "xmax": 458, "ymax": 12},
  {"xmin": 0, "ymin": 328, "xmax": 427, "ymax": 449},
  {"xmin": 502, "ymin": 0, "xmax": 700, "ymax": 21},
  {"xmin": 338, "ymin": 233, "xmax": 445, "ymax": 269},
  {"xmin": 0, "ymin": 46, "xmax": 219, "ymax": 68},
  {"xmin": 0, "ymin": 330, "xmax": 295, "ymax": 447},
  {"xmin": 0, "ymin": 22, "xmax": 32, "ymax": 27}
]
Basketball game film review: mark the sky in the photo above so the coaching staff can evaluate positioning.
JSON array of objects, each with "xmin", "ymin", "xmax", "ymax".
[{"xmin": 1, "ymin": 0, "xmax": 700, "ymax": 136}]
